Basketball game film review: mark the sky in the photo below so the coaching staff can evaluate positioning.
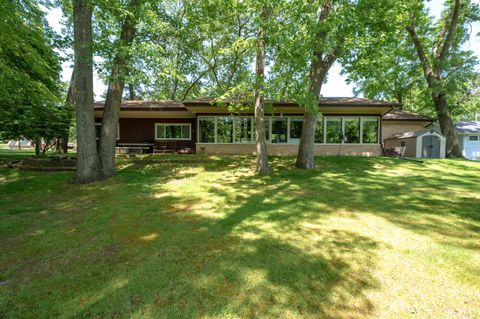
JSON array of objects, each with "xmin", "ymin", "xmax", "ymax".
[{"xmin": 45, "ymin": 0, "xmax": 480, "ymax": 100}]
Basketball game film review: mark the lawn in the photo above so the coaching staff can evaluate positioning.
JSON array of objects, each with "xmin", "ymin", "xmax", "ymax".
[{"xmin": 0, "ymin": 153, "xmax": 479, "ymax": 318}]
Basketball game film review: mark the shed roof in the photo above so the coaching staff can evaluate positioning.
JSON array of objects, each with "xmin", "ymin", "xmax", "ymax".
[
  {"xmin": 455, "ymin": 121, "xmax": 480, "ymax": 134},
  {"xmin": 382, "ymin": 110, "xmax": 434, "ymax": 121}
]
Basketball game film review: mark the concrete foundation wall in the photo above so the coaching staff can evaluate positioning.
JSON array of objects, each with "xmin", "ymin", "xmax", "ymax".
[{"xmin": 196, "ymin": 143, "xmax": 382, "ymax": 156}]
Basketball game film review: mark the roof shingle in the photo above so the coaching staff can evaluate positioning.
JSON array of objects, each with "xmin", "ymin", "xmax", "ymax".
[
  {"xmin": 456, "ymin": 121, "xmax": 480, "ymax": 134},
  {"xmin": 383, "ymin": 110, "xmax": 434, "ymax": 121},
  {"xmin": 184, "ymin": 96, "xmax": 401, "ymax": 107},
  {"xmin": 94, "ymin": 100, "xmax": 185, "ymax": 110}
]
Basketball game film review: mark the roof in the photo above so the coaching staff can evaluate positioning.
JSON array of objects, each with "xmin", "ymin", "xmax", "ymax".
[
  {"xmin": 383, "ymin": 110, "xmax": 434, "ymax": 121},
  {"xmin": 456, "ymin": 121, "xmax": 480, "ymax": 134},
  {"xmin": 94, "ymin": 100, "xmax": 186, "ymax": 111},
  {"xmin": 183, "ymin": 96, "xmax": 401, "ymax": 107},
  {"xmin": 386, "ymin": 128, "xmax": 443, "ymax": 140},
  {"xmin": 93, "ymin": 97, "xmax": 401, "ymax": 112}
]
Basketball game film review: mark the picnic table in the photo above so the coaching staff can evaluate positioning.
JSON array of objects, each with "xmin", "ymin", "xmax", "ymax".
[{"xmin": 116, "ymin": 143, "xmax": 154, "ymax": 154}]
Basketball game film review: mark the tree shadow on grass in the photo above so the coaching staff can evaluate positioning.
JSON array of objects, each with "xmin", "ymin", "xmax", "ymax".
[
  {"xmin": 1, "ymin": 156, "xmax": 479, "ymax": 318},
  {"xmin": 64, "ymin": 158, "xmax": 383, "ymax": 318}
]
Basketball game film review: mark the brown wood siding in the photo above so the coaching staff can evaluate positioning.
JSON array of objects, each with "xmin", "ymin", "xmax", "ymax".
[{"xmin": 96, "ymin": 118, "xmax": 196, "ymax": 149}]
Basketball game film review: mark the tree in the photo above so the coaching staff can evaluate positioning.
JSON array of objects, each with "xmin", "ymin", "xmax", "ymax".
[
  {"xmin": 405, "ymin": 0, "xmax": 479, "ymax": 157},
  {"xmin": 342, "ymin": 0, "xmax": 479, "ymax": 157},
  {"xmin": 98, "ymin": 0, "xmax": 144, "ymax": 178},
  {"xmin": 254, "ymin": 4, "xmax": 270, "ymax": 174},
  {"xmin": 269, "ymin": 0, "xmax": 362, "ymax": 169},
  {"xmin": 0, "ymin": 0, "xmax": 67, "ymax": 156},
  {"xmin": 73, "ymin": 0, "xmax": 101, "ymax": 183},
  {"xmin": 295, "ymin": 0, "xmax": 337, "ymax": 169}
]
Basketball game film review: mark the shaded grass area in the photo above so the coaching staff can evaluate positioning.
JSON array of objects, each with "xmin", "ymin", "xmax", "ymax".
[
  {"xmin": 0, "ymin": 149, "xmax": 36, "ymax": 161},
  {"xmin": 0, "ymin": 155, "xmax": 479, "ymax": 318}
]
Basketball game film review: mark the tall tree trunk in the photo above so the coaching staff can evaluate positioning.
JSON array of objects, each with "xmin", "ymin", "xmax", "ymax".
[
  {"xmin": 73, "ymin": 0, "xmax": 101, "ymax": 183},
  {"xmin": 296, "ymin": 0, "xmax": 335, "ymax": 169},
  {"xmin": 99, "ymin": 0, "xmax": 141, "ymax": 178},
  {"xmin": 34, "ymin": 137, "xmax": 41, "ymax": 156},
  {"xmin": 296, "ymin": 62, "xmax": 325, "ymax": 169},
  {"xmin": 432, "ymin": 91, "xmax": 462, "ymax": 156},
  {"xmin": 128, "ymin": 82, "xmax": 135, "ymax": 100},
  {"xmin": 61, "ymin": 69, "xmax": 76, "ymax": 154},
  {"xmin": 254, "ymin": 10, "xmax": 269, "ymax": 175},
  {"xmin": 406, "ymin": 18, "xmax": 462, "ymax": 158}
]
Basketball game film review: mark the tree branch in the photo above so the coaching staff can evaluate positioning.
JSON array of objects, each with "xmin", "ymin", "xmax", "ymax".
[
  {"xmin": 406, "ymin": 24, "xmax": 433, "ymax": 83},
  {"xmin": 437, "ymin": 0, "xmax": 461, "ymax": 62}
]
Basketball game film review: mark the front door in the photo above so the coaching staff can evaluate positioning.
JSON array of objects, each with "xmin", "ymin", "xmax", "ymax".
[{"xmin": 422, "ymin": 135, "xmax": 440, "ymax": 158}]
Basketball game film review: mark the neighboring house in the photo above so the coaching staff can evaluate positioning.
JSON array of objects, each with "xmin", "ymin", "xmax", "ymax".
[
  {"xmin": 94, "ymin": 97, "xmax": 434, "ymax": 156},
  {"xmin": 456, "ymin": 121, "xmax": 480, "ymax": 160},
  {"xmin": 7, "ymin": 140, "xmax": 34, "ymax": 150}
]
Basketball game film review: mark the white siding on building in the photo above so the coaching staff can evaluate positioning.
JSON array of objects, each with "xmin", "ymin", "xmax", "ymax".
[{"xmin": 462, "ymin": 135, "xmax": 480, "ymax": 160}]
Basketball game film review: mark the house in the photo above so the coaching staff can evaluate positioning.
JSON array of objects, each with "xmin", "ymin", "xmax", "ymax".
[
  {"xmin": 94, "ymin": 97, "xmax": 434, "ymax": 156},
  {"xmin": 456, "ymin": 121, "xmax": 480, "ymax": 160}
]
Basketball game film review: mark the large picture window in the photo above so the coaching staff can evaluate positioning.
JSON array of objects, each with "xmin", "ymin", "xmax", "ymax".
[
  {"xmin": 362, "ymin": 118, "xmax": 379, "ymax": 144},
  {"xmin": 155, "ymin": 123, "xmax": 191, "ymax": 140},
  {"xmin": 199, "ymin": 117, "xmax": 215, "ymax": 143},
  {"xmin": 217, "ymin": 117, "xmax": 233, "ymax": 143},
  {"xmin": 234, "ymin": 117, "xmax": 252, "ymax": 143},
  {"xmin": 271, "ymin": 117, "xmax": 287, "ymax": 143},
  {"xmin": 326, "ymin": 117, "xmax": 343, "ymax": 144},
  {"xmin": 197, "ymin": 115, "xmax": 379, "ymax": 145},
  {"xmin": 344, "ymin": 117, "xmax": 360, "ymax": 144}
]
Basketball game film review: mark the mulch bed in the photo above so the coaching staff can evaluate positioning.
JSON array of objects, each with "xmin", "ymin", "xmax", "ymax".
[{"xmin": 12, "ymin": 157, "xmax": 77, "ymax": 171}]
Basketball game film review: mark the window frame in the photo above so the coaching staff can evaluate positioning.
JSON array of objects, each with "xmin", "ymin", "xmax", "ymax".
[
  {"xmin": 270, "ymin": 116, "xmax": 288, "ymax": 144},
  {"xmin": 233, "ymin": 116, "xmax": 254, "ymax": 143},
  {"xmin": 288, "ymin": 117, "xmax": 304, "ymax": 144},
  {"xmin": 343, "ymin": 116, "xmax": 361, "ymax": 144},
  {"xmin": 155, "ymin": 123, "xmax": 191, "ymax": 141},
  {"xmin": 197, "ymin": 115, "xmax": 380, "ymax": 145},
  {"xmin": 360, "ymin": 117, "xmax": 379, "ymax": 144},
  {"xmin": 468, "ymin": 135, "xmax": 480, "ymax": 142}
]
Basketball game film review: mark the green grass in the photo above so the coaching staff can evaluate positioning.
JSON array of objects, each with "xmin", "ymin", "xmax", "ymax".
[
  {"xmin": 1, "ymin": 153, "xmax": 479, "ymax": 318},
  {"xmin": 0, "ymin": 148, "xmax": 35, "ymax": 160}
]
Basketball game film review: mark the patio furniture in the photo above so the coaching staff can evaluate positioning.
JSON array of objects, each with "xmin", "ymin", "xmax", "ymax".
[{"xmin": 154, "ymin": 141, "xmax": 178, "ymax": 154}]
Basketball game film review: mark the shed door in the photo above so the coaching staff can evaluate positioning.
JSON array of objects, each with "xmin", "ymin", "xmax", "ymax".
[{"xmin": 422, "ymin": 135, "xmax": 440, "ymax": 158}]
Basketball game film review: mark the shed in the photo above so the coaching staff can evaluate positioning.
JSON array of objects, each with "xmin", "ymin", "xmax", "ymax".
[
  {"xmin": 455, "ymin": 121, "xmax": 480, "ymax": 160},
  {"xmin": 384, "ymin": 129, "xmax": 446, "ymax": 158}
]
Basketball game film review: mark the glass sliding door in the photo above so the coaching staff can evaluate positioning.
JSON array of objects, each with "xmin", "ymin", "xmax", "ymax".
[
  {"xmin": 271, "ymin": 117, "xmax": 287, "ymax": 143},
  {"xmin": 198, "ymin": 117, "xmax": 215, "ymax": 143},
  {"xmin": 326, "ymin": 117, "xmax": 343, "ymax": 143},
  {"xmin": 344, "ymin": 117, "xmax": 360, "ymax": 143},
  {"xmin": 289, "ymin": 117, "xmax": 303, "ymax": 144},
  {"xmin": 216, "ymin": 116, "xmax": 233, "ymax": 143},
  {"xmin": 234, "ymin": 117, "xmax": 253, "ymax": 143},
  {"xmin": 362, "ymin": 118, "xmax": 379, "ymax": 143}
]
